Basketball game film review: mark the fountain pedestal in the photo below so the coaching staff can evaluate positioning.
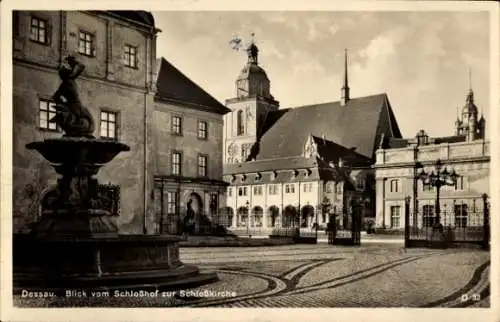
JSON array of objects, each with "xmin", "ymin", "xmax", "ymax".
[{"xmin": 14, "ymin": 137, "xmax": 217, "ymax": 294}]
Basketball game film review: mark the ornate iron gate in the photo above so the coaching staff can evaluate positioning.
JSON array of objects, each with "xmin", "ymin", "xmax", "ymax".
[{"xmin": 405, "ymin": 194, "xmax": 490, "ymax": 249}]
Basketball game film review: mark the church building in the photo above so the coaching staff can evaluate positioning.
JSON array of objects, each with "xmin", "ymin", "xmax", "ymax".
[
  {"xmin": 221, "ymin": 42, "xmax": 404, "ymax": 233},
  {"xmin": 374, "ymin": 87, "xmax": 489, "ymax": 230}
]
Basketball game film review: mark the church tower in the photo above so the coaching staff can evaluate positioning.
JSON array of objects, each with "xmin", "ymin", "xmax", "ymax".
[
  {"xmin": 223, "ymin": 38, "xmax": 280, "ymax": 164},
  {"xmin": 455, "ymin": 88, "xmax": 485, "ymax": 141}
]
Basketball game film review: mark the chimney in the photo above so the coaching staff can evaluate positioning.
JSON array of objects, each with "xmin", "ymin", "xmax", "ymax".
[{"xmin": 341, "ymin": 48, "xmax": 350, "ymax": 106}]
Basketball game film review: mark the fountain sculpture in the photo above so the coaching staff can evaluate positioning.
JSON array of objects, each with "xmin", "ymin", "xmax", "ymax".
[{"xmin": 14, "ymin": 56, "xmax": 217, "ymax": 293}]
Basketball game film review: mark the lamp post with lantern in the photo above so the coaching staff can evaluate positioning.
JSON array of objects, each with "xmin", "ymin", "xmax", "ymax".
[
  {"xmin": 245, "ymin": 200, "xmax": 250, "ymax": 236},
  {"xmin": 417, "ymin": 159, "xmax": 459, "ymax": 231}
]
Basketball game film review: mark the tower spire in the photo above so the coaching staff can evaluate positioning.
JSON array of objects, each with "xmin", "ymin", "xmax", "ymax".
[
  {"xmin": 247, "ymin": 32, "xmax": 258, "ymax": 65},
  {"xmin": 468, "ymin": 68, "xmax": 472, "ymax": 91},
  {"xmin": 341, "ymin": 48, "xmax": 350, "ymax": 106}
]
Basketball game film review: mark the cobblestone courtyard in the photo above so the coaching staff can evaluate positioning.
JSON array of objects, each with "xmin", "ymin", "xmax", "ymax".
[{"xmin": 14, "ymin": 244, "xmax": 490, "ymax": 308}]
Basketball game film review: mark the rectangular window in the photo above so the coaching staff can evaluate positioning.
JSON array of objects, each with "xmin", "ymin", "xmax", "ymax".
[
  {"xmin": 454, "ymin": 204, "xmax": 468, "ymax": 228},
  {"xmin": 171, "ymin": 116, "xmax": 182, "ymax": 135},
  {"xmin": 390, "ymin": 180, "xmax": 399, "ymax": 193},
  {"xmin": 269, "ymin": 184, "xmax": 278, "ymax": 195},
  {"xmin": 390, "ymin": 206, "xmax": 401, "ymax": 228},
  {"xmin": 325, "ymin": 183, "xmax": 333, "ymax": 193},
  {"xmin": 454, "ymin": 176, "xmax": 465, "ymax": 191},
  {"xmin": 166, "ymin": 192, "xmax": 177, "ymax": 215},
  {"xmin": 302, "ymin": 183, "xmax": 313, "ymax": 193},
  {"xmin": 39, "ymin": 99, "xmax": 58, "ymax": 131},
  {"xmin": 238, "ymin": 187, "xmax": 248, "ymax": 196},
  {"xmin": 30, "ymin": 16, "xmax": 48, "ymax": 44},
  {"xmin": 198, "ymin": 155, "xmax": 208, "ymax": 177},
  {"xmin": 78, "ymin": 30, "xmax": 95, "ymax": 57},
  {"xmin": 423, "ymin": 183, "xmax": 433, "ymax": 192},
  {"xmin": 228, "ymin": 187, "xmax": 232, "ymax": 197},
  {"xmin": 124, "ymin": 44, "xmax": 137, "ymax": 68},
  {"xmin": 100, "ymin": 111, "xmax": 117, "ymax": 139},
  {"xmin": 172, "ymin": 152, "xmax": 182, "ymax": 176},
  {"xmin": 285, "ymin": 184, "xmax": 295, "ymax": 194},
  {"xmin": 422, "ymin": 205, "xmax": 435, "ymax": 228},
  {"xmin": 198, "ymin": 121, "xmax": 208, "ymax": 139},
  {"xmin": 253, "ymin": 185, "xmax": 263, "ymax": 196}
]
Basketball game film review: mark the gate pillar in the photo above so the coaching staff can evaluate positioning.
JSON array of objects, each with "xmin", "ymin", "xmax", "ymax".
[
  {"xmin": 482, "ymin": 193, "xmax": 490, "ymax": 250},
  {"xmin": 404, "ymin": 196, "xmax": 411, "ymax": 248}
]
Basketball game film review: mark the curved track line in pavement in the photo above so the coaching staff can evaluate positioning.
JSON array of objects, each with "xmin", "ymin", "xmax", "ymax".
[
  {"xmin": 419, "ymin": 260, "xmax": 490, "ymax": 308},
  {"xmin": 183, "ymin": 256, "xmax": 427, "ymax": 307},
  {"xmin": 287, "ymin": 255, "xmax": 426, "ymax": 296},
  {"xmin": 178, "ymin": 269, "xmax": 288, "ymax": 307}
]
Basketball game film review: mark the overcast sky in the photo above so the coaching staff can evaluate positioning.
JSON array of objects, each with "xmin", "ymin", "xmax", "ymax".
[{"xmin": 152, "ymin": 11, "xmax": 490, "ymax": 138}]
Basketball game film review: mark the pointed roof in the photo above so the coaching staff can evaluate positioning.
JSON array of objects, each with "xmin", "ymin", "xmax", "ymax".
[
  {"xmin": 154, "ymin": 57, "xmax": 230, "ymax": 114},
  {"xmin": 341, "ymin": 48, "xmax": 350, "ymax": 103},
  {"xmin": 254, "ymin": 93, "xmax": 402, "ymax": 160}
]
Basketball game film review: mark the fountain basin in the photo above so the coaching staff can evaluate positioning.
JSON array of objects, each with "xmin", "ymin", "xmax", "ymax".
[
  {"xmin": 26, "ymin": 137, "xmax": 130, "ymax": 166},
  {"xmin": 13, "ymin": 234, "xmax": 218, "ymax": 294}
]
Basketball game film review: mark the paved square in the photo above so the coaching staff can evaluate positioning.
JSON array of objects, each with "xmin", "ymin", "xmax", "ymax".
[{"xmin": 14, "ymin": 244, "xmax": 490, "ymax": 308}]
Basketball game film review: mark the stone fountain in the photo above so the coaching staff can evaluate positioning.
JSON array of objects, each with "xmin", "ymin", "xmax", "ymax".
[{"xmin": 13, "ymin": 56, "xmax": 217, "ymax": 294}]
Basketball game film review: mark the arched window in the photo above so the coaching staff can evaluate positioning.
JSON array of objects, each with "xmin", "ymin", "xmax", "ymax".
[{"xmin": 237, "ymin": 110, "xmax": 244, "ymax": 135}]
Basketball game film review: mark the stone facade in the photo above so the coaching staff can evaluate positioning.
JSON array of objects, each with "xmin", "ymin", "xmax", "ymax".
[
  {"xmin": 13, "ymin": 11, "xmax": 228, "ymax": 235},
  {"xmin": 374, "ymin": 91, "xmax": 489, "ymax": 231},
  {"xmin": 152, "ymin": 99, "xmax": 228, "ymax": 234},
  {"xmin": 223, "ymin": 168, "xmax": 369, "ymax": 230},
  {"xmin": 13, "ymin": 11, "xmax": 158, "ymax": 234}
]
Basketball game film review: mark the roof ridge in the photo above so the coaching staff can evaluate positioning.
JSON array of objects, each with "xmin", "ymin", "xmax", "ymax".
[
  {"xmin": 287, "ymin": 92, "xmax": 387, "ymax": 110},
  {"xmin": 156, "ymin": 56, "xmax": 227, "ymax": 110}
]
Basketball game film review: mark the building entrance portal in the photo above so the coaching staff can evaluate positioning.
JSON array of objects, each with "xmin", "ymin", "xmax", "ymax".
[{"xmin": 188, "ymin": 193, "xmax": 203, "ymax": 214}]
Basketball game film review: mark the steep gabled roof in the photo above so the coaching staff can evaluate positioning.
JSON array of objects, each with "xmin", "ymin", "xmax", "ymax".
[
  {"xmin": 154, "ymin": 57, "xmax": 230, "ymax": 114},
  {"xmin": 255, "ymin": 93, "xmax": 401, "ymax": 160}
]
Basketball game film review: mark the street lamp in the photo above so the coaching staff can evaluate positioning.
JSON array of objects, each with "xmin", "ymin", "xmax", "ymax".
[
  {"xmin": 417, "ymin": 159, "xmax": 459, "ymax": 231},
  {"xmin": 245, "ymin": 200, "xmax": 250, "ymax": 235},
  {"xmin": 315, "ymin": 206, "xmax": 319, "ymax": 239}
]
